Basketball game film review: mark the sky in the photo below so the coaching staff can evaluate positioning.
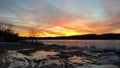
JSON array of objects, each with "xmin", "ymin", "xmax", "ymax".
[{"xmin": 0, "ymin": 0, "xmax": 120, "ymax": 37}]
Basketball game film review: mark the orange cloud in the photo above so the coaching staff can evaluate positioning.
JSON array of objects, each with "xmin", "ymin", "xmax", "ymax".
[{"xmin": 17, "ymin": 13, "xmax": 120, "ymax": 37}]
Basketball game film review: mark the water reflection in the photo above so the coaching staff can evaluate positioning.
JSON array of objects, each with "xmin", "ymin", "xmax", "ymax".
[
  {"xmin": 68, "ymin": 55, "xmax": 91, "ymax": 64},
  {"xmin": 31, "ymin": 51, "xmax": 59, "ymax": 59}
]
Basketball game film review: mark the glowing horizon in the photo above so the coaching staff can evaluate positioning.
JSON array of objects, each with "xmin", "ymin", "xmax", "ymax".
[{"xmin": 0, "ymin": 0, "xmax": 120, "ymax": 37}]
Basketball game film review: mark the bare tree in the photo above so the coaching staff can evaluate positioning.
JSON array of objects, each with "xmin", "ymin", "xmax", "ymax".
[
  {"xmin": 0, "ymin": 20, "xmax": 19, "ymax": 42},
  {"xmin": 29, "ymin": 28, "xmax": 35, "ymax": 37},
  {"xmin": 0, "ymin": 21, "xmax": 5, "ymax": 31},
  {"xmin": 29, "ymin": 27, "xmax": 36, "ymax": 43},
  {"xmin": 0, "ymin": 21, "xmax": 13, "ymax": 33}
]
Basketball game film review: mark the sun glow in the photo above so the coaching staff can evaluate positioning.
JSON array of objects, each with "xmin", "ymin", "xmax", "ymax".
[
  {"xmin": 17, "ymin": 16, "xmax": 120, "ymax": 37},
  {"xmin": 19, "ymin": 32, "xmax": 30, "ymax": 37}
]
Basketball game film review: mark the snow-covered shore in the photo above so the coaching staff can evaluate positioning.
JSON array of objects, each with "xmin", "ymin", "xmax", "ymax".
[
  {"xmin": 0, "ymin": 50, "xmax": 119, "ymax": 68},
  {"xmin": 0, "ymin": 42, "xmax": 120, "ymax": 68}
]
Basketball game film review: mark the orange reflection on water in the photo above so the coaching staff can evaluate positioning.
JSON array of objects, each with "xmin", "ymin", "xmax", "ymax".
[{"xmin": 31, "ymin": 51, "xmax": 58, "ymax": 59}]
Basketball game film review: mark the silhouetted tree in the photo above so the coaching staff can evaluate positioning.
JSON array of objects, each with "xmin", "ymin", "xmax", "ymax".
[{"xmin": 0, "ymin": 21, "xmax": 19, "ymax": 42}]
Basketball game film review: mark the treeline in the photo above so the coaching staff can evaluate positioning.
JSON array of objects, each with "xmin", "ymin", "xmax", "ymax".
[
  {"xmin": 25, "ymin": 33, "xmax": 120, "ymax": 40},
  {"xmin": 67, "ymin": 34, "xmax": 120, "ymax": 40},
  {"xmin": 0, "ymin": 21, "xmax": 19, "ymax": 42}
]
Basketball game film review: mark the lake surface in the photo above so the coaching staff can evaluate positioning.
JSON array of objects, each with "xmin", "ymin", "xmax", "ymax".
[{"xmin": 37, "ymin": 40, "xmax": 120, "ymax": 48}]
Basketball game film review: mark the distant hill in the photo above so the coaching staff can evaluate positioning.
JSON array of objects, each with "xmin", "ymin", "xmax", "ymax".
[{"xmin": 25, "ymin": 33, "xmax": 120, "ymax": 40}]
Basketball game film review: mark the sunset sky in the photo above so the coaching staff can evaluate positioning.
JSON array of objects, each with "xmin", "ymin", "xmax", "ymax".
[{"xmin": 0, "ymin": 0, "xmax": 120, "ymax": 37}]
